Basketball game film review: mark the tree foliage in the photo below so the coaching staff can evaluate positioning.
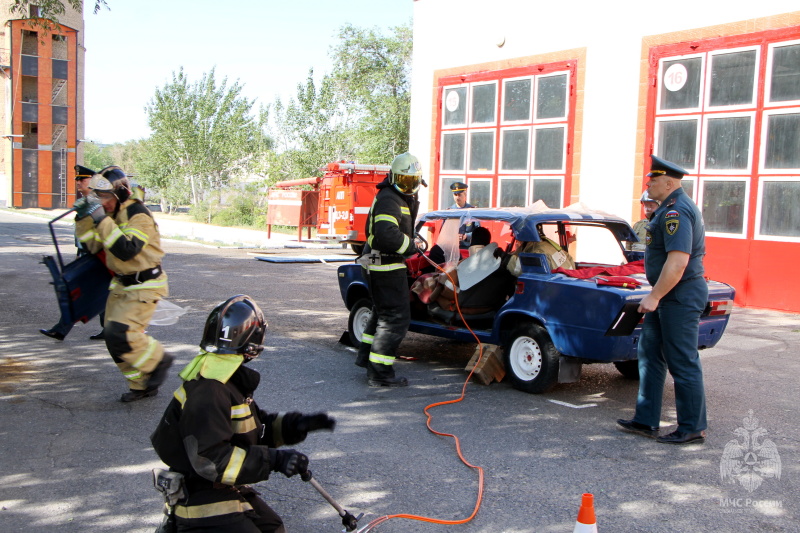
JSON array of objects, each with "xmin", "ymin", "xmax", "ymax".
[
  {"xmin": 140, "ymin": 67, "xmax": 271, "ymax": 208},
  {"xmin": 7, "ymin": 1, "xmax": 108, "ymax": 21}
]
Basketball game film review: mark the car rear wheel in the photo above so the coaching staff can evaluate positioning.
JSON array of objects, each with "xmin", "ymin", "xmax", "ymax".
[
  {"xmin": 351, "ymin": 243, "xmax": 365, "ymax": 256},
  {"xmin": 503, "ymin": 322, "xmax": 560, "ymax": 394},
  {"xmin": 613, "ymin": 360, "xmax": 640, "ymax": 379},
  {"xmin": 347, "ymin": 298, "xmax": 373, "ymax": 347}
]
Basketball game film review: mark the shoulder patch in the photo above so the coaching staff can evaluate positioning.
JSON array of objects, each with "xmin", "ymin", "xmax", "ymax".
[
  {"xmin": 666, "ymin": 219, "xmax": 679, "ymax": 236},
  {"xmin": 645, "ymin": 231, "xmax": 652, "ymax": 246},
  {"xmin": 665, "ymin": 210, "xmax": 680, "ymax": 218}
]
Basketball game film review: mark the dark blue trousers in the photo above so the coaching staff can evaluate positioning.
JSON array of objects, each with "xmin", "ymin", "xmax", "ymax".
[{"xmin": 634, "ymin": 277, "xmax": 708, "ymax": 433}]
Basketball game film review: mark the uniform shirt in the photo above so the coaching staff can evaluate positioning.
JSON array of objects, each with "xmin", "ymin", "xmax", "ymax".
[{"xmin": 644, "ymin": 187, "xmax": 705, "ymax": 286}]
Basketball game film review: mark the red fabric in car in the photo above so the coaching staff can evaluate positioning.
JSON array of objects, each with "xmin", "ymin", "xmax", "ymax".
[{"xmin": 553, "ymin": 259, "xmax": 645, "ymax": 279}]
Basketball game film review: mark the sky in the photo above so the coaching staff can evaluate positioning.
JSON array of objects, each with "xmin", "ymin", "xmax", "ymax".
[{"xmin": 83, "ymin": 0, "xmax": 414, "ymax": 144}]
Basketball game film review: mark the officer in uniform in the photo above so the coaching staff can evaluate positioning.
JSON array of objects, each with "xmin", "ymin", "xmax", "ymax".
[
  {"xmin": 627, "ymin": 190, "xmax": 660, "ymax": 251},
  {"xmin": 151, "ymin": 295, "xmax": 335, "ymax": 533},
  {"xmin": 354, "ymin": 153, "xmax": 422, "ymax": 387},
  {"xmin": 74, "ymin": 166, "xmax": 173, "ymax": 402},
  {"xmin": 448, "ymin": 181, "xmax": 479, "ymax": 248},
  {"xmin": 40, "ymin": 165, "xmax": 106, "ymax": 341},
  {"xmin": 617, "ymin": 155, "xmax": 708, "ymax": 445}
]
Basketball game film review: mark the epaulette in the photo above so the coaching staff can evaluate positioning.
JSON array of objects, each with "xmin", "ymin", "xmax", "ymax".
[{"xmin": 666, "ymin": 198, "xmax": 677, "ymax": 207}]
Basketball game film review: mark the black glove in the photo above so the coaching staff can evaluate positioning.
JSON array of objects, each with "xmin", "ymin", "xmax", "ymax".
[
  {"xmin": 268, "ymin": 448, "xmax": 309, "ymax": 478},
  {"xmin": 296, "ymin": 413, "xmax": 336, "ymax": 433}
]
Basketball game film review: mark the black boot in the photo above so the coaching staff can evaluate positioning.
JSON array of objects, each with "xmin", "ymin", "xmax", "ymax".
[
  {"xmin": 89, "ymin": 330, "xmax": 105, "ymax": 340},
  {"xmin": 367, "ymin": 363, "xmax": 408, "ymax": 387},
  {"xmin": 40, "ymin": 328, "xmax": 65, "ymax": 341},
  {"xmin": 120, "ymin": 388, "xmax": 159, "ymax": 402},
  {"xmin": 145, "ymin": 353, "xmax": 174, "ymax": 390},
  {"xmin": 354, "ymin": 348, "xmax": 369, "ymax": 368}
]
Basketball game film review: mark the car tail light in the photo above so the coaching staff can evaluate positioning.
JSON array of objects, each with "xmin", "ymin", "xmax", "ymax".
[
  {"xmin": 708, "ymin": 299, "xmax": 734, "ymax": 316},
  {"xmin": 516, "ymin": 281, "xmax": 524, "ymax": 294}
]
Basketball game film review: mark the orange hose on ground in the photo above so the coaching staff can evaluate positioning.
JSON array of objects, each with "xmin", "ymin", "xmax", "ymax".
[{"xmin": 360, "ymin": 252, "xmax": 487, "ymax": 531}]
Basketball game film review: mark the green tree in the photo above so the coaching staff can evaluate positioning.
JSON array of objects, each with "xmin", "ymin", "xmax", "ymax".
[
  {"xmin": 82, "ymin": 141, "xmax": 114, "ymax": 171},
  {"xmin": 330, "ymin": 22, "xmax": 412, "ymax": 162},
  {"xmin": 142, "ymin": 67, "xmax": 271, "ymax": 208},
  {"xmin": 7, "ymin": 1, "xmax": 108, "ymax": 22}
]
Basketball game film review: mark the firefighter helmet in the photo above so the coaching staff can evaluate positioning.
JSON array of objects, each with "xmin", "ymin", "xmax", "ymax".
[
  {"xmin": 390, "ymin": 152, "xmax": 422, "ymax": 195},
  {"xmin": 200, "ymin": 295, "xmax": 267, "ymax": 359},
  {"xmin": 640, "ymin": 190, "xmax": 658, "ymax": 204},
  {"xmin": 88, "ymin": 166, "xmax": 132, "ymax": 202}
]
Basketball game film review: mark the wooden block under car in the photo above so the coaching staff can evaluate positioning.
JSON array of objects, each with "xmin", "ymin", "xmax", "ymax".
[{"xmin": 465, "ymin": 344, "xmax": 506, "ymax": 385}]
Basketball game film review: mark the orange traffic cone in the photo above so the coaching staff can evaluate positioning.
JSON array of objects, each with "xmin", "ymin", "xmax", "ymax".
[{"xmin": 573, "ymin": 493, "xmax": 598, "ymax": 532}]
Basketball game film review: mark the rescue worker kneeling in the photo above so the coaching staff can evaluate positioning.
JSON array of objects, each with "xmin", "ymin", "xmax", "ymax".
[{"xmin": 150, "ymin": 295, "xmax": 336, "ymax": 533}]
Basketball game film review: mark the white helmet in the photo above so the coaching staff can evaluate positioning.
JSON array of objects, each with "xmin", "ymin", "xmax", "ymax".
[{"xmin": 390, "ymin": 152, "xmax": 422, "ymax": 195}]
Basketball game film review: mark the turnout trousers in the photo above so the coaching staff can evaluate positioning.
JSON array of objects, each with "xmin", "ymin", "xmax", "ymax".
[
  {"xmin": 356, "ymin": 268, "xmax": 411, "ymax": 379},
  {"xmin": 104, "ymin": 276, "xmax": 168, "ymax": 390},
  {"xmin": 634, "ymin": 276, "xmax": 708, "ymax": 433},
  {"xmin": 176, "ymin": 488, "xmax": 285, "ymax": 533}
]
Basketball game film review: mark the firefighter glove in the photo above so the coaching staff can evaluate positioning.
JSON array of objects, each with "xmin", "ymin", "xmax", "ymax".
[
  {"xmin": 296, "ymin": 413, "xmax": 337, "ymax": 433},
  {"xmin": 74, "ymin": 195, "xmax": 105, "ymax": 223},
  {"xmin": 268, "ymin": 448, "xmax": 309, "ymax": 478}
]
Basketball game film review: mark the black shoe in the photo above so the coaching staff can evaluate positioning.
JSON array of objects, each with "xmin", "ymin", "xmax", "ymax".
[
  {"xmin": 40, "ymin": 328, "xmax": 65, "ymax": 341},
  {"xmin": 89, "ymin": 330, "xmax": 105, "ymax": 340},
  {"xmin": 354, "ymin": 352, "xmax": 369, "ymax": 368},
  {"xmin": 656, "ymin": 430, "xmax": 706, "ymax": 445},
  {"xmin": 146, "ymin": 353, "xmax": 174, "ymax": 390},
  {"xmin": 617, "ymin": 419, "xmax": 659, "ymax": 439},
  {"xmin": 368, "ymin": 376, "xmax": 409, "ymax": 387},
  {"xmin": 120, "ymin": 388, "xmax": 158, "ymax": 402}
]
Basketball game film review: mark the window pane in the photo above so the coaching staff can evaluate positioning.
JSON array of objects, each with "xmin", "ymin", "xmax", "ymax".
[
  {"xmin": 499, "ymin": 179, "xmax": 526, "ymax": 207},
  {"xmin": 21, "ymin": 55, "xmax": 38, "ymax": 76},
  {"xmin": 442, "ymin": 133, "xmax": 466, "ymax": 171},
  {"xmin": 536, "ymin": 74, "xmax": 567, "ymax": 119},
  {"xmin": 681, "ymin": 179, "xmax": 696, "ymax": 201},
  {"xmin": 470, "ymin": 181, "xmax": 491, "ymax": 208},
  {"xmin": 52, "ymin": 59, "xmax": 68, "ymax": 80},
  {"xmin": 22, "ymin": 102, "xmax": 37, "ymax": 122},
  {"xmin": 471, "ymin": 84, "xmax": 496, "ymax": 124},
  {"xmin": 504, "ymin": 79, "xmax": 531, "ymax": 121},
  {"xmin": 660, "ymin": 58, "xmax": 702, "ymax": 110},
  {"xmin": 709, "ymin": 50, "xmax": 756, "ymax": 106},
  {"xmin": 702, "ymin": 181, "xmax": 746, "ymax": 233},
  {"xmin": 765, "ymin": 113, "xmax": 800, "ymax": 169},
  {"xmin": 501, "ymin": 129, "xmax": 529, "ymax": 170},
  {"xmin": 770, "ymin": 44, "xmax": 800, "ymax": 102},
  {"xmin": 533, "ymin": 179, "xmax": 562, "ymax": 208},
  {"xmin": 760, "ymin": 181, "xmax": 800, "ymax": 237},
  {"xmin": 657, "ymin": 119, "xmax": 697, "ymax": 169},
  {"xmin": 444, "ymin": 87, "xmax": 467, "ymax": 126},
  {"xmin": 705, "ymin": 116, "xmax": 750, "ymax": 169},
  {"xmin": 440, "ymin": 177, "xmax": 462, "ymax": 209},
  {"xmin": 52, "ymin": 106, "xmax": 68, "ymax": 125},
  {"xmin": 469, "ymin": 131, "xmax": 494, "ymax": 171},
  {"xmin": 533, "ymin": 127, "xmax": 564, "ymax": 170}
]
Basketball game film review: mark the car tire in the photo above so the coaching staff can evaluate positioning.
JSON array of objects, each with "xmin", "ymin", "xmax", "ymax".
[
  {"xmin": 503, "ymin": 322, "xmax": 560, "ymax": 394},
  {"xmin": 613, "ymin": 360, "xmax": 640, "ymax": 379},
  {"xmin": 351, "ymin": 243, "xmax": 365, "ymax": 256},
  {"xmin": 347, "ymin": 298, "xmax": 373, "ymax": 347}
]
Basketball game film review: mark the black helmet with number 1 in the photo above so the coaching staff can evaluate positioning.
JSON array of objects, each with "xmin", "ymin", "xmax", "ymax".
[{"xmin": 200, "ymin": 295, "xmax": 267, "ymax": 360}]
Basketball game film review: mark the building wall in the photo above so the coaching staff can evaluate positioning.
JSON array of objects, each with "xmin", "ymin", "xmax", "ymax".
[
  {"xmin": 410, "ymin": 0, "xmax": 800, "ymax": 311},
  {"xmin": 0, "ymin": 0, "xmax": 85, "ymax": 208}
]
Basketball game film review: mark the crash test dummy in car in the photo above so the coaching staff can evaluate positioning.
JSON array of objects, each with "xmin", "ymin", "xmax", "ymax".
[
  {"xmin": 73, "ymin": 166, "xmax": 173, "ymax": 402},
  {"xmin": 150, "ymin": 295, "xmax": 336, "ymax": 532},
  {"xmin": 354, "ymin": 152, "xmax": 422, "ymax": 387}
]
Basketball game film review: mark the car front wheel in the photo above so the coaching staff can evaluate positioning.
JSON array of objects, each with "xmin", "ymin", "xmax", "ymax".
[
  {"xmin": 347, "ymin": 298, "xmax": 373, "ymax": 347},
  {"xmin": 503, "ymin": 322, "xmax": 560, "ymax": 394}
]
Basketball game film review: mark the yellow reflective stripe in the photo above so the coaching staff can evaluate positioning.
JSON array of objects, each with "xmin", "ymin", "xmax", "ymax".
[
  {"xmin": 103, "ymin": 226, "xmax": 124, "ymax": 248},
  {"xmin": 232, "ymin": 417, "xmax": 258, "ymax": 435},
  {"xmin": 367, "ymin": 263, "xmax": 407, "ymax": 272},
  {"xmin": 175, "ymin": 500, "xmax": 253, "ymax": 519},
  {"xmin": 361, "ymin": 333, "xmax": 374, "ymax": 344},
  {"xmin": 397, "ymin": 234, "xmax": 410, "ymax": 254},
  {"xmin": 400, "ymin": 206, "xmax": 410, "ymax": 215},
  {"xmin": 231, "ymin": 404, "xmax": 250, "ymax": 418},
  {"xmin": 122, "ymin": 278, "xmax": 167, "ymax": 291},
  {"xmin": 123, "ymin": 369, "xmax": 142, "ymax": 381},
  {"xmin": 78, "ymin": 229, "xmax": 95, "ymax": 243},
  {"xmin": 221, "ymin": 447, "xmax": 247, "ymax": 485},
  {"xmin": 122, "ymin": 227, "xmax": 149, "ymax": 245},
  {"xmin": 132, "ymin": 338, "xmax": 158, "ymax": 370},
  {"xmin": 369, "ymin": 352, "xmax": 395, "ymax": 366},
  {"xmin": 174, "ymin": 385, "xmax": 187, "ymax": 407},
  {"xmin": 374, "ymin": 214, "xmax": 398, "ymax": 226}
]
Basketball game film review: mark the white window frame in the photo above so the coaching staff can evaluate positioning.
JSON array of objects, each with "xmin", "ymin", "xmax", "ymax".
[
  {"xmin": 531, "ymin": 124, "xmax": 567, "ymax": 174},
  {"xmin": 466, "ymin": 128, "xmax": 496, "ymax": 174},
  {"xmin": 653, "ymin": 115, "xmax": 701, "ymax": 174},
  {"xmin": 500, "ymin": 76, "xmax": 534, "ymax": 125},
  {"xmin": 469, "ymin": 81, "xmax": 498, "ymax": 127},
  {"xmin": 440, "ymin": 129, "xmax": 468, "ymax": 173},
  {"xmin": 499, "ymin": 127, "xmax": 532, "ymax": 174},
  {"xmin": 467, "ymin": 177, "xmax": 493, "ymax": 208},
  {"xmin": 697, "ymin": 175, "xmax": 750, "ymax": 238},
  {"xmin": 533, "ymin": 71, "xmax": 571, "ymax": 124},
  {"xmin": 656, "ymin": 53, "xmax": 706, "ymax": 114},
  {"xmin": 759, "ymin": 108, "xmax": 800, "ymax": 174},
  {"xmin": 704, "ymin": 45, "xmax": 760, "ymax": 112},
  {"xmin": 699, "ymin": 111, "xmax": 755, "ymax": 175},
  {"xmin": 531, "ymin": 177, "xmax": 565, "ymax": 209},
  {"xmin": 754, "ymin": 175, "xmax": 800, "ymax": 242},
  {"xmin": 498, "ymin": 176, "xmax": 529, "ymax": 207},
  {"xmin": 441, "ymin": 84, "xmax": 469, "ymax": 130},
  {"xmin": 764, "ymin": 39, "xmax": 800, "ymax": 109}
]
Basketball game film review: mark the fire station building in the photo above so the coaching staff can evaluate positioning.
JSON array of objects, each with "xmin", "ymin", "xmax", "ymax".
[
  {"xmin": 0, "ymin": 1, "xmax": 85, "ymax": 209},
  {"xmin": 409, "ymin": 1, "xmax": 800, "ymax": 312}
]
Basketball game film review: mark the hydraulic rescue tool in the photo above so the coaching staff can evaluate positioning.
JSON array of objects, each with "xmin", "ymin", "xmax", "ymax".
[{"xmin": 301, "ymin": 470, "xmax": 362, "ymax": 532}]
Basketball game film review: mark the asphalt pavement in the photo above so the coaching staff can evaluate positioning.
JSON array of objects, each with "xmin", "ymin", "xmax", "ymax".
[{"xmin": 0, "ymin": 208, "xmax": 798, "ymax": 533}]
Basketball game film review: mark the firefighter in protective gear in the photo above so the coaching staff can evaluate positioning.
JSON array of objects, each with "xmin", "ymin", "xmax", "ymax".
[
  {"xmin": 627, "ymin": 190, "xmax": 660, "ymax": 251},
  {"xmin": 150, "ymin": 295, "xmax": 336, "ymax": 533},
  {"xmin": 354, "ymin": 152, "xmax": 422, "ymax": 387},
  {"xmin": 74, "ymin": 166, "xmax": 173, "ymax": 402}
]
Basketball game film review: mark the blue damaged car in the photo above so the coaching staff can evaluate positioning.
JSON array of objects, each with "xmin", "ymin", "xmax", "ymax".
[{"xmin": 337, "ymin": 204, "xmax": 735, "ymax": 394}]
